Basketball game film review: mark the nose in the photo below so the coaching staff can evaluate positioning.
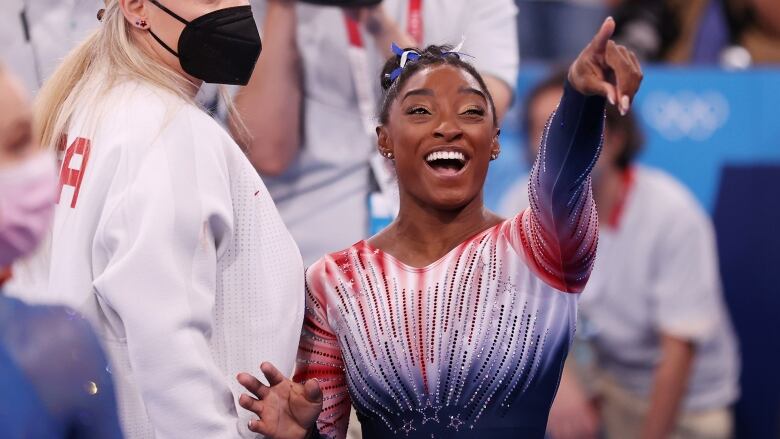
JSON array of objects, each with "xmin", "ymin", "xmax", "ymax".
[{"xmin": 433, "ymin": 118, "xmax": 463, "ymax": 142}]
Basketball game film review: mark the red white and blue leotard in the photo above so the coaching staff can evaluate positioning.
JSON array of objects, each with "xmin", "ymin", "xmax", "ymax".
[{"xmin": 295, "ymin": 83, "xmax": 605, "ymax": 438}]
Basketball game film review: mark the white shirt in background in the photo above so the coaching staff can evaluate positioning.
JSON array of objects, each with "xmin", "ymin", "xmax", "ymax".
[
  {"xmin": 38, "ymin": 79, "xmax": 305, "ymax": 438},
  {"xmin": 251, "ymin": 0, "xmax": 519, "ymax": 265},
  {"xmin": 498, "ymin": 166, "xmax": 740, "ymax": 411},
  {"xmin": 0, "ymin": 0, "xmax": 100, "ymax": 94}
]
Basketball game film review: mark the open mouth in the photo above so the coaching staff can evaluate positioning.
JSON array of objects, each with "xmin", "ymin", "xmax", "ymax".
[{"xmin": 424, "ymin": 150, "xmax": 468, "ymax": 176}]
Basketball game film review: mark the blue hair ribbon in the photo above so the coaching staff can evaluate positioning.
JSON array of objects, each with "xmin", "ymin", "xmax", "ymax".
[{"xmin": 386, "ymin": 39, "xmax": 471, "ymax": 83}]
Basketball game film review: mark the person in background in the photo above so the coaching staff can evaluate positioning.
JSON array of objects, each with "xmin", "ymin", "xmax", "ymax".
[
  {"xmin": 499, "ymin": 70, "xmax": 740, "ymax": 439},
  {"xmin": 232, "ymin": 0, "xmax": 518, "ymax": 265},
  {"xmin": 0, "ymin": 64, "xmax": 123, "ymax": 438},
  {"xmin": 516, "ymin": 0, "xmax": 610, "ymax": 62},
  {"xmin": 30, "ymin": 0, "xmax": 305, "ymax": 437},
  {"xmin": 0, "ymin": 0, "xmax": 100, "ymax": 94},
  {"xmin": 724, "ymin": 0, "xmax": 780, "ymax": 63}
]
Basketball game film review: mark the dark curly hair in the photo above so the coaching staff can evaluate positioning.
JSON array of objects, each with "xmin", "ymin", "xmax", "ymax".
[{"xmin": 378, "ymin": 45, "xmax": 498, "ymax": 126}]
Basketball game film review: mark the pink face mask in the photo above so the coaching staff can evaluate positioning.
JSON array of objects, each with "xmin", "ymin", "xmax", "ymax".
[{"xmin": 0, "ymin": 152, "xmax": 58, "ymax": 267}]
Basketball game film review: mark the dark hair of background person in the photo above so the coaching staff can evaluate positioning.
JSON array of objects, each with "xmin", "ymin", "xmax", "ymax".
[
  {"xmin": 611, "ymin": 0, "xmax": 680, "ymax": 61},
  {"xmin": 522, "ymin": 69, "xmax": 644, "ymax": 170},
  {"xmin": 378, "ymin": 45, "xmax": 498, "ymax": 126},
  {"xmin": 724, "ymin": 0, "xmax": 777, "ymax": 42}
]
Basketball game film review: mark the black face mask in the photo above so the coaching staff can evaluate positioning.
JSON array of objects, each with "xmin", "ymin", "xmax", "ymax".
[{"xmin": 148, "ymin": 1, "xmax": 262, "ymax": 85}]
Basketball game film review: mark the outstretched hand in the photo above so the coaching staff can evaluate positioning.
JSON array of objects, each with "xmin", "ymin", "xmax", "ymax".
[
  {"xmin": 237, "ymin": 362, "xmax": 323, "ymax": 439},
  {"xmin": 568, "ymin": 17, "xmax": 643, "ymax": 115}
]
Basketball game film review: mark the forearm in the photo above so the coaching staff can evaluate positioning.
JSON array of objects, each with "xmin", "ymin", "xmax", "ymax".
[
  {"xmin": 483, "ymin": 75, "xmax": 512, "ymax": 122},
  {"xmin": 362, "ymin": 7, "xmax": 416, "ymax": 58},
  {"xmin": 232, "ymin": 1, "xmax": 301, "ymax": 176},
  {"xmin": 640, "ymin": 334, "xmax": 695, "ymax": 439},
  {"xmin": 523, "ymin": 81, "xmax": 604, "ymax": 292}
]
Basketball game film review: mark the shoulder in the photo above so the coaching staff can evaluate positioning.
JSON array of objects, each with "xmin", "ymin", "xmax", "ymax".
[
  {"xmin": 90, "ymin": 81, "xmax": 229, "ymax": 153},
  {"xmin": 634, "ymin": 166, "xmax": 711, "ymax": 231},
  {"xmin": 305, "ymin": 243, "xmax": 367, "ymax": 286}
]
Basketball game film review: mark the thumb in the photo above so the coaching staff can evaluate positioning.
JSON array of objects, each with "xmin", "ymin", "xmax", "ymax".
[
  {"xmin": 588, "ymin": 17, "xmax": 615, "ymax": 56},
  {"xmin": 303, "ymin": 379, "xmax": 323, "ymax": 404}
]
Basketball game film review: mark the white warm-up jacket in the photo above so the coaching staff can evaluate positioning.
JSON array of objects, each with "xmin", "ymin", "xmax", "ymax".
[{"xmin": 43, "ymin": 80, "xmax": 304, "ymax": 438}]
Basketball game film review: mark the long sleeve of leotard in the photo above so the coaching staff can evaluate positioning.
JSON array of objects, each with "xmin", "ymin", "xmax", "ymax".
[
  {"xmin": 515, "ymin": 81, "xmax": 605, "ymax": 293},
  {"xmin": 293, "ymin": 260, "xmax": 352, "ymax": 439}
]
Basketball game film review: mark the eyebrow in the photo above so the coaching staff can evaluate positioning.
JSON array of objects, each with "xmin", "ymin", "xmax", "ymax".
[
  {"xmin": 402, "ymin": 88, "xmax": 434, "ymax": 101},
  {"xmin": 459, "ymin": 86, "xmax": 487, "ymax": 101}
]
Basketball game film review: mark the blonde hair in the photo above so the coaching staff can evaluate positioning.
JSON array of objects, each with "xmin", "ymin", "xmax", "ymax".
[{"xmin": 34, "ymin": 1, "xmax": 202, "ymax": 149}]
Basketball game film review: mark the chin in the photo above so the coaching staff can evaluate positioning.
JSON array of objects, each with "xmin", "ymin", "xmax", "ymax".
[{"xmin": 423, "ymin": 189, "xmax": 478, "ymax": 211}]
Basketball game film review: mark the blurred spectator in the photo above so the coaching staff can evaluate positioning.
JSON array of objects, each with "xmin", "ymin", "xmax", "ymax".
[
  {"xmin": 516, "ymin": 0, "xmax": 609, "ymax": 62},
  {"xmin": 0, "ymin": 0, "xmax": 100, "ymax": 94},
  {"xmin": 499, "ymin": 71, "xmax": 740, "ymax": 439},
  {"xmin": 233, "ymin": 0, "xmax": 519, "ymax": 265},
  {"xmin": 724, "ymin": 0, "xmax": 780, "ymax": 63},
  {"xmin": 0, "ymin": 64, "xmax": 122, "ymax": 438}
]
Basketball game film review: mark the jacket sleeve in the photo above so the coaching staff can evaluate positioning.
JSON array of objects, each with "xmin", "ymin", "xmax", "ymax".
[
  {"xmin": 513, "ymin": 81, "xmax": 605, "ymax": 293},
  {"xmin": 92, "ymin": 112, "xmax": 241, "ymax": 438},
  {"xmin": 293, "ymin": 260, "xmax": 351, "ymax": 439}
]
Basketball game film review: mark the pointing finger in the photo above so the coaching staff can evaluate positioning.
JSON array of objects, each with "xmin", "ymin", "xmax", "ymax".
[{"xmin": 587, "ymin": 17, "xmax": 616, "ymax": 56}]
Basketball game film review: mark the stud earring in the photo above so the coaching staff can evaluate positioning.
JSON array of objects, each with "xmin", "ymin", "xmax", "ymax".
[
  {"xmin": 135, "ymin": 18, "xmax": 148, "ymax": 29},
  {"xmin": 490, "ymin": 152, "xmax": 499, "ymax": 161},
  {"xmin": 383, "ymin": 152, "xmax": 395, "ymax": 160}
]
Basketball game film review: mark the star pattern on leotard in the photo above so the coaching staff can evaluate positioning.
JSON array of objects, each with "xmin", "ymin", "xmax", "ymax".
[
  {"xmin": 400, "ymin": 419, "xmax": 416, "ymax": 436},
  {"xmin": 417, "ymin": 399, "xmax": 442, "ymax": 424},
  {"xmin": 447, "ymin": 414, "xmax": 465, "ymax": 431}
]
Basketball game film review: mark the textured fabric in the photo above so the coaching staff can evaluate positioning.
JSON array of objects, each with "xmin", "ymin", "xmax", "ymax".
[
  {"xmin": 0, "ymin": 295, "xmax": 123, "ymax": 439},
  {"xmin": 294, "ymin": 84, "xmax": 604, "ymax": 438},
  {"xmin": 28, "ymin": 79, "xmax": 305, "ymax": 438},
  {"xmin": 250, "ymin": 0, "xmax": 519, "ymax": 265},
  {"xmin": 499, "ymin": 166, "xmax": 740, "ymax": 411}
]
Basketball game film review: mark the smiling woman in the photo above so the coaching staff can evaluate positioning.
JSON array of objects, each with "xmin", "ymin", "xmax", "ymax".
[{"xmin": 237, "ymin": 17, "xmax": 644, "ymax": 439}]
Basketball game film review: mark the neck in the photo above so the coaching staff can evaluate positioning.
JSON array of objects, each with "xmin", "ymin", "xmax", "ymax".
[
  {"xmin": 387, "ymin": 191, "xmax": 499, "ymax": 264},
  {"xmin": 137, "ymin": 31, "xmax": 202, "ymax": 98},
  {"xmin": 593, "ymin": 165, "xmax": 626, "ymax": 226}
]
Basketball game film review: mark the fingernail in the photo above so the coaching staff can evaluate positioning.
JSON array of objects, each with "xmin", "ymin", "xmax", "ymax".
[
  {"xmin": 620, "ymin": 95, "xmax": 630, "ymax": 114},
  {"xmin": 607, "ymin": 94, "xmax": 616, "ymax": 106}
]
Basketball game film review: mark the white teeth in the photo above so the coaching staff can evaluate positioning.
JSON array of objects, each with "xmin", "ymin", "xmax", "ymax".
[{"xmin": 425, "ymin": 150, "xmax": 466, "ymax": 163}]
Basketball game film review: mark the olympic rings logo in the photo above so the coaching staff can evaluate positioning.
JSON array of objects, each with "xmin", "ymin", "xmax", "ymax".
[{"xmin": 642, "ymin": 91, "xmax": 730, "ymax": 142}]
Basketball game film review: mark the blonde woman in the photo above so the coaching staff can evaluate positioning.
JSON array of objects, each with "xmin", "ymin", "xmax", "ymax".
[{"xmin": 33, "ymin": 1, "xmax": 304, "ymax": 437}]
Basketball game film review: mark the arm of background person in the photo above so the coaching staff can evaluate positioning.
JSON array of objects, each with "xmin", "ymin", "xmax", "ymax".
[
  {"xmin": 641, "ymin": 196, "xmax": 725, "ymax": 439},
  {"xmin": 547, "ymin": 360, "xmax": 600, "ymax": 439},
  {"xmin": 463, "ymin": 0, "xmax": 519, "ymax": 121},
  {"xmin": 232, "ymin": 0, "xmax": 302, "ymax": 176},
  {"xmin": 641, "ymin": 334, "xmax": 695, "ymax": 439}
]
